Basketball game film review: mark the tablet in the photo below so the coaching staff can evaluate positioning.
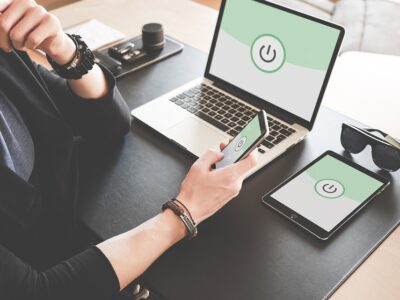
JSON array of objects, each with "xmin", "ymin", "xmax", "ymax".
[{"xmin": 262, "ymin": 151, "xmax": 390, "ymax": 240}]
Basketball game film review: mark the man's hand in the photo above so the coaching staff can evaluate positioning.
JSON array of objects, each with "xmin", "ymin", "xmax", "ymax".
[
  {"xmin": 177, "ymin": 143, "xmax": 258, "ymax": 224},
  {"xmin": 0, "ymin": 0, "xmax": 76, "ymax": 64}
]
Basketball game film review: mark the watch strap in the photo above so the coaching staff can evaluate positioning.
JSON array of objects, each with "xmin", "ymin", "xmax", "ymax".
[{"xmin": 47, "ymin": 34, "xmax": 95, "ymax": 80}]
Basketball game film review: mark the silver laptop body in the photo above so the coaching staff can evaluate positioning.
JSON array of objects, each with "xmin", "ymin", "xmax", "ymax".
[{"xmin": 131, "ymin": 0, "xmax": 344, "ymax": 176}]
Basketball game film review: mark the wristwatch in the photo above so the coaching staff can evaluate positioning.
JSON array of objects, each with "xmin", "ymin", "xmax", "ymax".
[{"xmin": 47, "ymin": 34, "xmax": 95, "ymax": 80}]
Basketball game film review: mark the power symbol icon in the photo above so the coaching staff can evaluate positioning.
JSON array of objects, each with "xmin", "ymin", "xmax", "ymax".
[
  {"xmin": 259, "ymin": 44, "xmax": 277, "ymax": 63},
  {"xmin": 315, "ymin": 179, "xmax": 345, "ymax": 199},
  {"xmin": 322, "ymin": 184, "xmax": 338, "ymax": 194},
  {"xmin": 251, "ymin": 34, "xmax": 285, "ymax": 73}
]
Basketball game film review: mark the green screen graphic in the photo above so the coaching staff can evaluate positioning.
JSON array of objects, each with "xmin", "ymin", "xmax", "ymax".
[
  {"xmin": 221, "ymin": 1, "xmax": 339, "ymax": 71},
  {"xmin": 209, "ymin": 0, "xmax": 341, "ymax": 121},
  {"xmin": 215, "ymin": 114, "xmax": 261, "ymax": 168},
  {"xmin": 271, "ymin": 154, "xmax": 384, "ymax": 231}
]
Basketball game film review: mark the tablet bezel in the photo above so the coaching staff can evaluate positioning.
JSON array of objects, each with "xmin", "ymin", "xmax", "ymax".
[{"xmin": 262, "ymin": 151, "xmax": 390, "ymax": 240}]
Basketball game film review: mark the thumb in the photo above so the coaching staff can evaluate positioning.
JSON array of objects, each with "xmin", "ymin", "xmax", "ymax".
[
  {"xmin": 198, "ymin": 149, "xmax": 224, "ymax": 166},
  {"xmin": 218, "ymin": 150, "xmax": 258, "ymax": 179}
]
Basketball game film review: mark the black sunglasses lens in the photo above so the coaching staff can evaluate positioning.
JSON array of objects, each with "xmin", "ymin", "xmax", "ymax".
[
  {"xmin": 341, "ymin": 126, "xmax": 367, "ymax": 154},
  {"xmin": 372, "ymin": 144, "xmax": 400, "ymax": 172}
]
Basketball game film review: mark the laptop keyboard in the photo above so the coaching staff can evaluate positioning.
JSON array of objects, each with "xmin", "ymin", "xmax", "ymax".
[{"xmin": 169, "ymin": 84, "xmax": 296, "ymax": 153}]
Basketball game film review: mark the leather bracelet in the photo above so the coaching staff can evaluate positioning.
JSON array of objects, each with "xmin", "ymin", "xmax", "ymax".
[
  {"xmin": 172, "ymin": 198, "xmax": 195, "ymax": 225},
  {"xmin": 162, "ymin": 200, "xmax": 198, "ymax": 239}
]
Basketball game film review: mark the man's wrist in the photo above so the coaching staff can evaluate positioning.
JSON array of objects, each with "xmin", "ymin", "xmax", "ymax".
[
  {"xmin": 160, "ymin": 209, "xmax": 186, "ymax": 243},
  {"xmin": 48, "ymin": 33, "xmax": 77, "ymax": 65}
]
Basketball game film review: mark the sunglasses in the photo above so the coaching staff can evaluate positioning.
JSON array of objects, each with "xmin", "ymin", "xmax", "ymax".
[{"xmin": 340, "ymin": 123, "xmax": 400, "ymax": 172}]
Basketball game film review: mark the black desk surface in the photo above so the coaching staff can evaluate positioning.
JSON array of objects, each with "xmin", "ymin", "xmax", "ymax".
[{"xmin": 78, "ymin": 44, "xmax": 400, "ymax": 300}]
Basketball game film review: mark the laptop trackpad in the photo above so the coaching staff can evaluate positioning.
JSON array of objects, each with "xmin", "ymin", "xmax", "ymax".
[{"xmin": 166, "ymin": 117, "xmax": 227, "ymax": 157}]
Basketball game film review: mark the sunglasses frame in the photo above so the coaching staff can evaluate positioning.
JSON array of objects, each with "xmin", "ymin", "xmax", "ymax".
[{"xmin": 341, "ymin": 123, "xmax": 400, "ymax": 172}]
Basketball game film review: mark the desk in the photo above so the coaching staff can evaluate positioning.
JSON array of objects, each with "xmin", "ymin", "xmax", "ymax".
[{"xmin": 51, "ymin": 1, "xmax": 400, "ymax": 299}]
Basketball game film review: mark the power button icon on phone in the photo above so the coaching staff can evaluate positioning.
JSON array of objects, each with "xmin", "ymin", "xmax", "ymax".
[{"xmin": 251, "ymin": 34, "xmax": 286, "ymax": 73}]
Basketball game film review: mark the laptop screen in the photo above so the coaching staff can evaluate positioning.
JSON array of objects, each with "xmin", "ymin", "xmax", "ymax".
[{"xmin": 208, "ymin": 0, "xmax": 343, "ymax": 123}]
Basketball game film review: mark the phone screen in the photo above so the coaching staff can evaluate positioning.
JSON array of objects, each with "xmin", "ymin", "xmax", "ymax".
[{"xmin": 215, "ymin": 112, "xmax": 264, "ymax": 169}]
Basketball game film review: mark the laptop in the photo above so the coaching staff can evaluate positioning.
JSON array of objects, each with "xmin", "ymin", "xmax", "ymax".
[{"xmin": 131, "ymin": 0, "xmax": 344, "ymax": 175}]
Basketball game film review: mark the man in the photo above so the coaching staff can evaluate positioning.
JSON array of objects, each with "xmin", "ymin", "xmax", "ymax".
[{"xmin": 0, "ymin": 0, "xmax": 257, "ymax": 299}]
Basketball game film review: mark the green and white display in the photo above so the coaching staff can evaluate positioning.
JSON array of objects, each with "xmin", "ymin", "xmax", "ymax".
[
  {"xmin": 271, "ymin": 155, "xmax": 385, "ymax": 231},
  {"xmin": 209, "ymin": 0, "xmax": 341, "ymax": 121}
]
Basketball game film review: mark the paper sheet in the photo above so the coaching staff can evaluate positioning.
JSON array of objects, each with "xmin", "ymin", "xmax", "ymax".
[{"xmin": 65, "ymin": 19, "xmax": 125, "ymax": 50}]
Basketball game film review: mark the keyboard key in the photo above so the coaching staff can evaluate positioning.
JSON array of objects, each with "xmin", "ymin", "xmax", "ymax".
[
  {"xmin": 270, "ymin": 130, "xmax": 279, "ymax": 137},
  {"xmin": 175, "ymin": 100, "xmax": 184, "ymax": 106},
  {"xmin": 195, "ymin": 111, "xmax": 229, "ymax": 132},
  {"xmin": 217, "ymin": 109, "xmax": 226, "ymax": 115},
  {"xmin": 243, "ymin": 116, "xmax": 250, "ymax": 121},
  {"xmin": 228, "ymin": 122, "xmax": 236, "ymax": 127},
  {"xmin": 232, "ymin": 104, "xmax": 239, "ymax": 109},
  {"xmin": 238, "ymin": 120, "xmax": 246, "ymax": 126},
  {"xmin": 277, "ymin": 134, "xmax": 286, "ymax": 140},
  {"xmin": 181, "ymin": 103, "xmax": 189, "ymax": 109},
  {"xmin": 184, "ymin": 91, "xmax": 195, "ymax": 98},
  {"xmin": 272, "ymin": 125, "xmax": 280, "ymax": 131},
  {"xmin": 215, "ymin": 115, "xmax": 223, "ymax": 121},
  {"xmin": 234, "ymin": 126, "xmax": 243, "ymax": 131},
  {"xmin": 235, "ymin": 112, "xmax": 243, "ymax": 118},
  {"xmin": 266, "ymin": 135, "xmax": 274, "ymax": 142},
  {"xmin": 228, "ymin": 109, "xmax": 236, "ymax": 114},
  {"xmin": 202, "ymin": 107, "xmax": 210, "ymax": 113},
  {"xmin": 170, "ymin": 97, "xmax": 178, "ymax": 102},
  {"xmin": 228, "ymin": 129, "xmax": 239, "ymax": 136},
  {"xmin": 289, "ymin": 128, "xmax": 296, "ymax": 133},
  {"xmin": 225, "ymin": 113, "xmax": 233, "ymax": 119},
  {"xmin": 205, "ymin": 103, "xmax": 213, "ymax": 108},
  {"xmin": 244, "ymin": 110, "xmax": 253, "ymax": 116},
  {"xmin": 177, "ymin": 94, "xmax": 185, "ymax": 99},
  {"xmin": 209, "ymin": 111, "xmax": 216, "ymax": 117},
  {"xmin": 280, "ymin": 129, "xmax": 292, "ymax": 137},
  {"xmin": 273, "ymin": 136, "xmax": 285, "ymax": 145},
  {"xmin": 231, "ymin": 116, "xmax": 239, "ymax": 122},
  {"xmin": 221, "ymin": 118, "xmax": 229, "ymax": 124},
  {"xmin": 262, "ymin": 140, "xmax": 274, "ymax": 149},
  {"xmin": 187, "ymin": 107, "xmax": 197, "ymax": 113},
  {"xmin": 258, "ymin": 148, "xmax": 266, "ymax": 154},
  {"xmin": 222, "ymin": 105, "xmax": 230, "ymax": 111}
]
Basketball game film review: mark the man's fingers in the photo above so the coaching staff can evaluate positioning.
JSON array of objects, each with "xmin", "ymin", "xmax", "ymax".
[
  {"xmin": 24, "ymin": 15, "xmax": 57, "ymax": 50},
  {"xmin": 0, "ymin": 0, "xmax": 34, "ymax": 51},
  {"xmin": 198, "ymin": 149, "xmax": 224, "ymax": 166},
  {"xmin": 0, "ymin": 0, "xmax": 12, "ymax": 13},
  {"xmin": 219, "ymin": 138, "xmax": 233, "ymax": 150},
  {"xmin": 215, "ymin": 149, "xmax": 258, "ymax": 180},
  {"xmin": 9, "ymin": 5, "xmax": 45, "ymax": 50}
]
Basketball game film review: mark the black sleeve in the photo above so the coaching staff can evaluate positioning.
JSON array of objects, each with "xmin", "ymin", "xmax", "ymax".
[
  {"xmin": 34, "ymin": 63, "xmax": 131, "ymax": 142},
  {"xmin": 0, "ymin": 244, "xmax": 128, "ymax": 300}
]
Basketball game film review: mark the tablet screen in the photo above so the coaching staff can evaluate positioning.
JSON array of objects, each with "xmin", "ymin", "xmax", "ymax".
[{"xmin": 269, "ymin": 153, "xmax": 385, "ymax": 232}]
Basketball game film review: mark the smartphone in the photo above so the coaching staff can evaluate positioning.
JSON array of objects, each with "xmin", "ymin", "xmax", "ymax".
[{"xmin": 215, "ymin": 110, "xmax": 269, "ymax": 169}]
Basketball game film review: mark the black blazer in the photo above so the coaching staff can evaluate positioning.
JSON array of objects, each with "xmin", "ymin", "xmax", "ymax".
[{"xmin": 0, "ymin": 50, "xmax": 131, "ymax": 231}]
